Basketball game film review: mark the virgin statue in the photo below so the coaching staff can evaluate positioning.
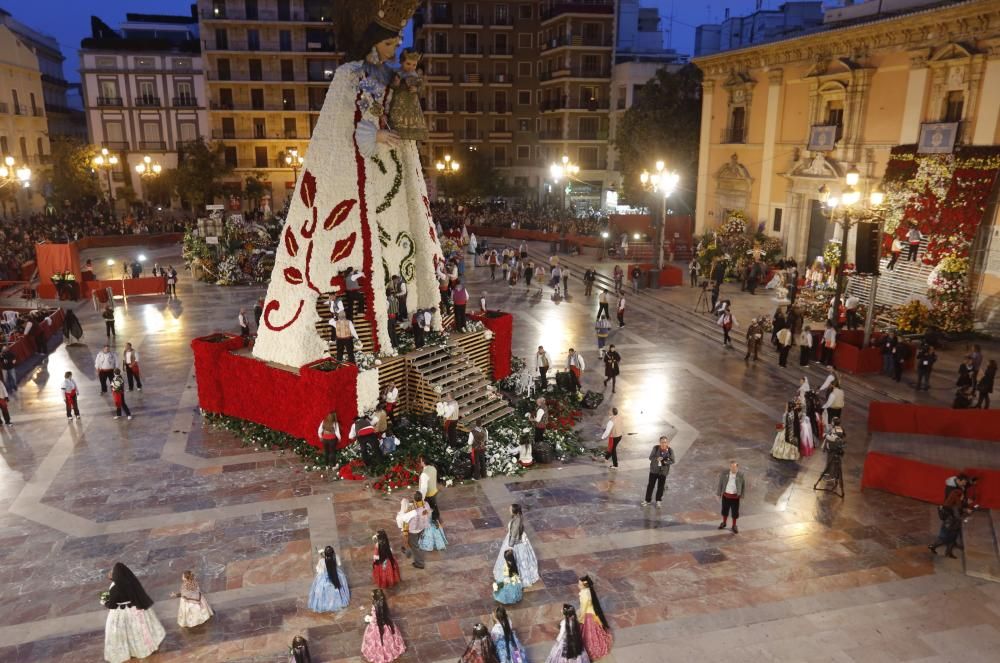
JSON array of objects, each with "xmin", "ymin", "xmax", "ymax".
[{"xmin": 253, "ymin": 0, "xmax": 442, "ymax": 368}]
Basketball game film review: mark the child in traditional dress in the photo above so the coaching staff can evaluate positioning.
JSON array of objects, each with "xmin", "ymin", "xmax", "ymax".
[
  {"xmin": 388, "ymin": 49, "xmax": 427, "ymax": 142},
  {"xmin": 545, "ymin": 604, "xmax": 590, "ymax": 663},
  {"xmin": 289, "ymin": 635, "xmax": 312, "ymax": 663},
  {"xmin": 578, "ymin": 576, "xmax": 612, "ymax": 660},
  {"xmin": 492, "ymin": 504, "xmax": 540, "ymax": 586},
  {"xmin": 460, "ymin": 623, "xmax": 502, "ymax": 663},
  {"xmin": 492, "ymin": 549, "xmax": 523, "ymax": 605},
  {"xmin": 418, "ymin": 506, "xmax": 448, "ymax": 552},
  {"xmin": 491, "ymin": 606, "xmax": 529, "ymax": 663},
  {"xmin": 171, "ymin": 570, "xmax": 214, "ymax": 628},
  {"xmin": 372, "ymin": 529, "xmax": 401, "ymax": 589},
  {"xmin": 308, "ymin": 545, "xmax": 350, "ymax": 613},
  {"xmin": 361, "ymin": 589, "xmax": 407, "ymax": 663}
]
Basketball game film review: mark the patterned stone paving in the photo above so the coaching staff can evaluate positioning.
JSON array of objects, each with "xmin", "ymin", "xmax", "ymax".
[{"xmin": 0, "ymin": 244, "xmax": 998, "ymax": 662}]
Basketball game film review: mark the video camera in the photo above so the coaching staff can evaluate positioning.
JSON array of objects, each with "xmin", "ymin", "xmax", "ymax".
[{"xmin": 823, "ymin": 419, "xmax": 846, "ymax": 456}]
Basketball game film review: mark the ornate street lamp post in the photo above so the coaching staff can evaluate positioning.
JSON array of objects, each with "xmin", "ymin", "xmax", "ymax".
[
  {"xmin": 639, "ymin": 160, "xmax": 679, "ymax": 272},
  {"xmin": 93, "ymin": 147, "xmax": 120, "ymax": 219},
  {"xmin": 435, "ymin": 154, "xmax": 460, "ymax": 199}
]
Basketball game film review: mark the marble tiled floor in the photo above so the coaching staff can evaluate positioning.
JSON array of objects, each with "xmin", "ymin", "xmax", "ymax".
[{"xmin": 1, "ymin": 243, "xmax": 998, "ymax": 662}]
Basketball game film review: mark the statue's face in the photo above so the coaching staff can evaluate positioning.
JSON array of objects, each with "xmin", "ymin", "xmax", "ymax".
[{"xmin": 375, "ymin": 37, "xmax": 400, "ymax": 62}]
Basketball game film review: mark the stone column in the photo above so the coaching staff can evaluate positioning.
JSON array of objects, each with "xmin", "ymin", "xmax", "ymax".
[
  {"xmin": 757, "ymin": 69, "xmax": 783, "ymax": 232},
  {"xmin": 973, "ymin": 46, "xmax": 1000, "ymax": 145},
  {"xmin": 695, "ymin": 79, "xmax": 714, "ymax": 235},
  {"xmin": 899, "ymin": 50, "xmax": 930, "ymax": 145}
]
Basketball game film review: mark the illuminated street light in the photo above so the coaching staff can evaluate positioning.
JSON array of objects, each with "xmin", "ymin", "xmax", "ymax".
[{"xmin": 639, "ymin": 160, "xmax": 681, "ymax": 271}]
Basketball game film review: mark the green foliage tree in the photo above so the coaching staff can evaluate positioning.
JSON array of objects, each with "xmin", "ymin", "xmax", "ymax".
[
  {"xmin": 172, "ymin": 138, "xmax": 233, "ymax": 211},
  {"xmin": 444, "ymin": 149, "xmax": 503, "ymax": 199},
  {"xmin": 612, "ymin": 64, "xmax": 703, "ymax": 210},
  {"xmin": 42, "ymin": 137, "xmax": 102, "ymax": 211},
  {"xmin": 141, "ymin": 169, "xmax": 175, "ymax": 207},
  {"xmin": 243, "ymin": 171, "xmax": 269, "ymax": 209}
]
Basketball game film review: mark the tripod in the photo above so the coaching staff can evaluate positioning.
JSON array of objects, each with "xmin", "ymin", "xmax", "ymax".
[
  {"xmin": 813, "ymin": 452, "xmax": 845, "ymax": 498},
  {"xmin": 693, "ymin": 284, "xmax": 712, "ymax": 313}
]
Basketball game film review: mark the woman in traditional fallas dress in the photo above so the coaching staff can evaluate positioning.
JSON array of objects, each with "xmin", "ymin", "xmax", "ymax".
[
  {"xmin": 372, "ymin": 529, "xmax": 401, "ymax": 589},
  {"xmin": 308, "ymin": 545, "xmax": 351, "ymax": 613},
  {"xmin": 770, "ymin": 401, "xmax": 802, "ymax": 461},
  {"xmin": 577, "ymin": 576, "xmax": 612, "ymax": 660},
  {"xmin": 545, "ymin": 604, "xmax": 591, "ymax": 663},
  {"xmin": 361, "ymin": 588, "xmax": 406, "ymax": 663},
  {"xmin": 492, "ymin": 504, "xmax": 540, "ymax": 587},
  {"xmin": 252, "ymin": 0, "xmax": 443, "ymax": 369},
  {"xmin": 103, "ymin": 562, "xmax": 166, "ymax": 663},
  {"xmin": 491, "ymin": 606, "xmax": 530, "ymax": 663}
]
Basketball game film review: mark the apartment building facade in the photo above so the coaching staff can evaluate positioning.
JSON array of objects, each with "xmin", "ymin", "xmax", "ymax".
[
  {"xmin": 415, "ymin": 0, "xmax": 617, "ymax": 208},
  {"xmin": 198, "ymin": 0, "xmax": 340, "ymax": 206},
  {"xmin": 692, "ymin": 0, "xmax": 1000, "ymax": 260},
  {"xmin": 0, "ymin": 24, "xmax": 48, "ymax": 212},
  {"xmin": 80, "ymin": 12, "xmax": 207, "ymax": 205},
  {"xmin": 0, "ymin": 8, "xmax": 86, "ymax": 140}
]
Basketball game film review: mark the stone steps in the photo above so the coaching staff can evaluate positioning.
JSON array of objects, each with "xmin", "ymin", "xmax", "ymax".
[
  {"xmin": 964, "ymin": 509, "xmax": 1000, "ymax": 583},
  {"xmin": 846, "ymin": 237, "xmax": 933, "ymax": 309}
]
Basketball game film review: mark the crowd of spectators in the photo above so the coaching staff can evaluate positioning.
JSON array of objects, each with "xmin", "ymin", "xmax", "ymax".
[
  {"xmin": 430, "ymin": 201, "xmax": 607, "ymax": 237},
  {"xmin": 0, "ymin": 211, "xmax": 192, "ymax": 281}
]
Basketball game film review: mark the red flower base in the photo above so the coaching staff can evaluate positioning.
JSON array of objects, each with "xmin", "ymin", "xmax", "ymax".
[{"xmin": 191, "ymin": 333, "xmax": 359, "ymax": 450}]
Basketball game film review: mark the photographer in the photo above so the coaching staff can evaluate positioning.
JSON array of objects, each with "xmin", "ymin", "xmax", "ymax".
[
  {"xmin": 929, "ymin": 487, "xmax": 964, "ymax": 558},
  {"xmin": 641, "ymin": 436, "xmax": 675, "ymax": 507}
]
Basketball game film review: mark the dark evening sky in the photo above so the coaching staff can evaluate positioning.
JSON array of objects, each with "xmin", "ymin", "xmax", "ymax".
[{"xmin": 5, "ymin": 0, "xmax": 776, "ymax": 82}]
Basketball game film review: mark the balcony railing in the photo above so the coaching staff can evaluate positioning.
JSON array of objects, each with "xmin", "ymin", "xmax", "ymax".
[
  {"xmin": 97, "ymin": 96, "xmax": 123, "ymax": 107},
  {"xmin": 459, "ymin": 131, "xmax": 485, "ymax": 141},
  {"xmin": 538, "ymin": 67, "xmax": 611, "ymax": 81},
  {"xmin": 458, "ymin": 45, "xmax": 483, "ymax": 55},
  {"xmin": 721, "ymin": 126, "xmax": 746, "ymax": 144},
  {"xmin": 135, "ymin": 96, "xmax": 162, "ymax": 107},
  {"xmin": 540, "ymin": 34, "xmax": 614, "ymax": 50},
  {"xmin": 538, "ymin": 130, "xmax": 608, "ymax": 140},
  {"xmin": 201, "ymin": 8, "xmax": 327, "ymax": 22},
  {"xmin": 209, "ymin": 72, "xmax": 329, "ymax": 84},
  {"xmin": 490, "ymin": 74, "xmax": 512, "ymax": 84},
  {"xmin": 489, "ymin": 45, "xmax": 513, "ymax": 56},
  {"xmin": 539, "ymin": 98, "xmax": 610, "ymax": 112},
  {"xmin": 102, "ymin": 141, "xmax": 130, "ymax": 151},
  {"xmin": 541, "ymin": 2, "xmax": 615, "ymax": 21},
  {"xmin": 488, "ymin": 131, "xmax": 513, "ymax": 139},
  {"xmin": 211, "ymin": 130, "xmax": 307, "ymax": 140},
  {"xmin": 139, "ymin": 141, "xmax": 167, "ymax": 150},
  {"xmin": 172, "ymin": 96, "xmax": 199, "ymax": 107},
  {"xmin": 461, "ymin": 74, "xmax": 482, "ymax": 84},
  {"xmin": 425, "ymin": 11, "xmax": 453, "ymax": 24},
  {"xmin": 487, "ymin": 103, "xmax": 511, "ymax": 114}
]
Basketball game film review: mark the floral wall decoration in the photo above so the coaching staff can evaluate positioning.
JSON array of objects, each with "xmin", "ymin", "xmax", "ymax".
[{"xmin": 879, "ymin": 145, "xmax": 1000, "ymax": 333}]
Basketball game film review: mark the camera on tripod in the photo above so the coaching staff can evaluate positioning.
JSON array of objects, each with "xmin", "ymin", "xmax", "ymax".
[
  {"xmin": 699, "ymin": 280, "xmax": 709, "ymax": 290},
  {"xmin": 823, "ymin": 419, "xmax": 846, "ymax": 454}
]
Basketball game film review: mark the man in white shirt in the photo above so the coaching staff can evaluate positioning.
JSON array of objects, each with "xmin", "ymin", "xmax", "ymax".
[
  {"xmin": 417, "ymin": 456, "xmax": 440, "ymax": 521},
  {"xmin": 442, "ymin": 393, "xmax": 459, "ymax": 447},
  {"xmin": 821, "ymin": 321, "xmax": 837, "ymax": 366},
  {"xmin": 331, "ymin": 313, "xmax": 360, "ymax": 364},
  {"xmin": 343, "ymin": 267, "xmax": 365, "ymax": 319},
  {"xmin": 397, "ymin": 493, "xmax": 431, "ymax": 569},
  {"xmin": 567, "ymin": 348, "xmax": 585, "ymax": 392},
  {"xmin": 535, "ymin": 345, "xmax": 551, "ymax": 387},
  {"xmin": 411, "ymin": 308, "xmax": 433, "ymax": 348},
  {"xmin": 531, "ymin": 396, "xmax": 548, "ymax": 449},
  {"xmin": 844, "ymin": 294, "xmax": 860, "ymax": 330},
  {"xmin": 0, "ymin": 380, "xmax": 11, "ymax": 425},
  {"xmin": 776, "ymin": 326, "xmax": 793, "ymax": 367},
  {"xmin": 61, "ymin": 370, "xmax": 81, "ymax": 419},
  {"xmin": 822, "ymin": 381, "xmax": 845, "ymax": 421},
  {"xmin": 468, "ymin": 423, "xmax": 488, "ymax": 480},
  {"xmin": 122, "ymin": 342, "xmax": 142, "ymax": 391},
  {"xmin": 716, "ymin": 460, "xmax": 746, "ymax": 533},
  {"xmin": 94, "ymin": 345, "xmax": 118, "ymax": 394}
]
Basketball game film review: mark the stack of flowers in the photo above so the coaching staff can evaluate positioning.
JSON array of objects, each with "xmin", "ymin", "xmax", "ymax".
[
  {"xmin": 338, "ymin": 459, "xmax": 367, "ymax": 480},
  {"xmin": 372, "ymin": 463, "xmax": 419, "ymax": 493},
  {"xmin": 895, "ymin": 300, "xmax": 930, "ymax": 335},
  {"xmin": 927, "ymin": 252, "xmax": 973, "ymax": 332}
]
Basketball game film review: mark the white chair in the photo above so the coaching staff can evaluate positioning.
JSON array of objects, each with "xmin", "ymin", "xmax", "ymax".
[{"xmin": 517, "ymin": 371, "xmax": 535, "ymax": 398}]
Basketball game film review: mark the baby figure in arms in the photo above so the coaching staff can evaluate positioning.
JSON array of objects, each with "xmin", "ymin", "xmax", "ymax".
[{"xmin": 388, "ymin": 49, "xmax": 427, "ymax": 142}]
